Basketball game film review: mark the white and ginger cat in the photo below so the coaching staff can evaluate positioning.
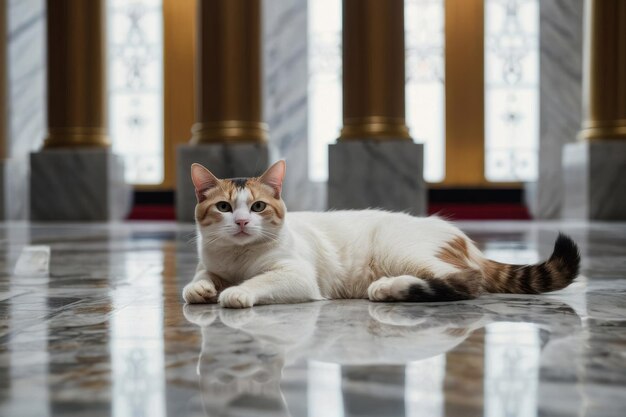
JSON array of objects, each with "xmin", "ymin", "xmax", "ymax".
[{"xmin": 182, "ymin": 160, "xmax": 580, "ymax": 308}]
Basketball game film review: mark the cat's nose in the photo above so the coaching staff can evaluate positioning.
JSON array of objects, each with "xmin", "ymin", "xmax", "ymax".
[{"xmin": 235, "ymin": 219, "xmax": 250, "ymax": 229}]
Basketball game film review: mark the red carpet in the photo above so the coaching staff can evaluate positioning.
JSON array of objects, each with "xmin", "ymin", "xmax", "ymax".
[{"xmin": 127, "ymin": 205, "xmax": 176, "ymax": 220}]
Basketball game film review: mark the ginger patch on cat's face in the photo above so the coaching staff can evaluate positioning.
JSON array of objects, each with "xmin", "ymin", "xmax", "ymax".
[
  {"xmin": 195, "ymin": 185, "xmax": 232, "ymax": 226},
  {"xmin": 245, "ymin": 180, "xmax": 285, "ymax": 223}
]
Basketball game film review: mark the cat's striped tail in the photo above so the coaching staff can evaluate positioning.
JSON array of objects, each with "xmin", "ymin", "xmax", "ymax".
[{"xmin": 480, "ymin": 233, "xmax": 581, "ymax": 294}]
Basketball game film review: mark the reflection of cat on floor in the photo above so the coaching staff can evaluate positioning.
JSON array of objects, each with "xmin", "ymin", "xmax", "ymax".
[
  {"xmin": 183, "ymin": 304, "xmax": 322, "ymax": 417},
  {"xmin": 183, "ymin": 301, "xmax": 493, "ymax": 417},
  {"xmin": 185, "ymin": 297, "xmax": 584, "ymax": 416}
]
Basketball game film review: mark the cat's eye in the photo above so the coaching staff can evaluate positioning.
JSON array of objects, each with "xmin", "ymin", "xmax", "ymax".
[
  {"xmin": 251, "ymin": 201, "xmax": 267, "ymax": 212},
  {"xmin": 215, "ymin": 201, "xmax": 232, "ymax": 212}
]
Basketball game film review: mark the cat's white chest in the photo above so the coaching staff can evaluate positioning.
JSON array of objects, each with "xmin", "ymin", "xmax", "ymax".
[{"xmin": 201, "ymin": 248, "xmax": 264, "ymax": 284}]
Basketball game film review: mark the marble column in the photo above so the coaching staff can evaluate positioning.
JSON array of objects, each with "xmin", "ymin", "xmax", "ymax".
[
  {"xmin": 528, "ymin": 0, "xmax": 584, "ymax": 219},
  {"xmin": 176, "ymin": 0, "xmax": 271, "ymax": 222},
  {"xmin": 29, "ymin": 0, "xmax": 130, "ymax": 221},
  {"xmin": 562, "ymin": 0, "xmax": 626, "ymax": 220},
  {"xmin": 328, "ymin": 0, "xmax": 426, "ymax": 214},
  {"xmin": 2, "ymin": 0, "xmax": 46, "ymax": 220},
  {"xmin": 263, "ymin": 0, "xmax": 323, "ymax": 211},
  {"xmin": 0, "ymin": 0, "xmax": 7, "ymax": 219},
  {"xmin": 0, "ymin": 0, "xmax": 34, "ymax": 221}
]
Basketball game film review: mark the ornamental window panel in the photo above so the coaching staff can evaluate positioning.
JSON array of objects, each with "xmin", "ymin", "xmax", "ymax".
[
  {"xmin": 108, "ymin": 0, "xmax": 164, "ymax": 184},
  {"xmin": 308, "ymin": 0, "xmax": 342, "ymax": 182},
  {"xmin": 485, "ymin": 0, "xmax": 539, "ymax": 182},
  {"xmin": 405, "ymin": 0, "xmax": 445, "ymax": 183}
]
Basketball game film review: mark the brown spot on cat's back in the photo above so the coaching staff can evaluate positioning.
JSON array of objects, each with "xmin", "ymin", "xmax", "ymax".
[{"xmin": 436, "ymin": 236, "xmax": 471, "ymax": 270}]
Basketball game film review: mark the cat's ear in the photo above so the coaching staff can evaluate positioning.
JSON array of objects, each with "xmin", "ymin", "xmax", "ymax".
[
  {"xmin": 259, "ymin": 160, "xmax": 286, "ymax": 198},
  {"xmin": 191, "ymin": 163, "xmax": 219, "ymax": 202}
]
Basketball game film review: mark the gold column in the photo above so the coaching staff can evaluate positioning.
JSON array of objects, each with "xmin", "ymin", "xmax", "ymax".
[
  {"xmin": 444, "ymin": 0, "xmax": 485, "ymax": 185},
  {"xmin": 190, "ymin": 0, "xmax": 267, "ymax": 144},
  {"xmin": 580, "ymin": 0, "xmax": 626, "ymax": 140},
  {"xmin": 44, "ymin": 0, "xmax": 109, "ymax": 148},
  {"xmin": 163, "ymin": 0, "xmax": 196, "ymax": 188},
  {"xmin": 339, "ymin": 0, "xmax": 410, "ymax": 140}
]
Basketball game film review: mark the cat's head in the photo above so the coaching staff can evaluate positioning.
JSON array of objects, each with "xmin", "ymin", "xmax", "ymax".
[{"xmin": 191, "ymin": 160, "xmax": 287, "ymax": 246}]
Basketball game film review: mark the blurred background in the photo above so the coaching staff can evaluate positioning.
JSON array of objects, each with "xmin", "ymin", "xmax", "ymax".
[{"xmin": 0, "ymin": 0, "xmax": 624, "ymax": 222}]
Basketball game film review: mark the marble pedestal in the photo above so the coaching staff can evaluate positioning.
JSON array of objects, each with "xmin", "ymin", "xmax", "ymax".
[
  {"xmin": 30, "ymin": 149, "xmax": 131, "ymax": 221},
  {"xmin": 328, "ymin": 141, "xmax": 426, "ymax": 215},
  {"xmin": 562, "ymin": 141, "xmax": 626, "ymax": 220},
  {"xmin": 176, "ymin": 143, "xmax": 271, "ymax": 222},
  {"xmin": 0, "ymin": 159, "xmax": 30, "ymax": 220},
  {"xmin": 0, "ymin": 161, "xmax": 6, "ymax": 219}
]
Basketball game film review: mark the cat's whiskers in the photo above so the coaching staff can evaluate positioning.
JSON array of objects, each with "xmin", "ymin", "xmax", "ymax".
[
  {"xmin": 201, "ymin": 226, "xmax": 230, "ymax": 245},
  {"xmin": 254, "ymin": 229, "xmax": 281, "ymax": 244},
  {"xmin": 203, "ymin": 235, "xmax": 224, "ymax": 246},
  {"xmin": 186, "ymin": 234, "xmax": 199, "ymax": 245}
]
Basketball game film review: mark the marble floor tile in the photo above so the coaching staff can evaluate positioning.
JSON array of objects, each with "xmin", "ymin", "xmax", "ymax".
[{"xmin": 0, "ymin": 221, "xmax": 624, "ymax": 417}]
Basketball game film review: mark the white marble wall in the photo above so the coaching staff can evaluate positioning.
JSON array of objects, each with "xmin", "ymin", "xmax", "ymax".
[
  {"xmin": 263, "ymin": 0, "xmax": 324, "ymax": 211},
  {"xmin": 529, "ymin": 0, "xmax": 584, "ymax": 219},
  {"xmin": 4, "ymin": 0, "xmax": 46, "ymax": 219}
]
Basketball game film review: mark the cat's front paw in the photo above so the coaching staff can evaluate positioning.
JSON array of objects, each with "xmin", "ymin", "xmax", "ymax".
[
  {"xmin": 219, "ymin": 287, "xmax": 256, "ymax": 309},
  {"xmin": 182, "ymin": 280, "xmax": 218, "ymax": 304}
]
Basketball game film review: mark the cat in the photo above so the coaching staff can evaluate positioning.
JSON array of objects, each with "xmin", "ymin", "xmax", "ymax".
[{"xmin": 182, "ymin": 160, "xmax": 580, "ymax": 309}]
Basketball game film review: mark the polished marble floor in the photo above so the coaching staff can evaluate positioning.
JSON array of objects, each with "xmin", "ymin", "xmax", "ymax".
[{"xmin": 0, "ymin": 221, "xmax": 625, "ymax": 417}]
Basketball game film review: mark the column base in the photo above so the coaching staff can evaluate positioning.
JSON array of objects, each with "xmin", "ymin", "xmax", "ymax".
[
  {"xmin": 0, "ymin": 159, "xmax": 30, "ymax": 220},
  {"xmin": 562, "ymin": 141, "xmax": 626, "ymax": 220},
  {"xmin": 0, "ymin": 161, "xmax": 6, "ymax": 220},
  {"xmin": 328, "ymin": 140, "xmax": 427, "ymax": 215},
  {"xmin": 176, "ymin": 143, "xmax": 271, "ymax": 222},
  {"xmin": 30, "ymin": 149, "xmax": 131, "ymax": 221}
]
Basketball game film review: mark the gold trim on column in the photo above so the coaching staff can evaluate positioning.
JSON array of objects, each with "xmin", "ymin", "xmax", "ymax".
[
  {"xmin": 579, "ymin": 0, "xmax": 626, "ymax": 141},
  {"xmin": 44, "ymin": 0, "xmax": 110, "ymax": 149},
  {"xmin": 44, "ymin": 127, "xmax": 110, "ymax": 148},
  {"xmin": 340, "ymin": 117, "xmax": 410, "ymax": 140},
  {"xmin": 190, "ymin": 121, "xmax": 268, "ymax": 144},
  {"xmin": 581, "ymin": 121, "xmax": 626, "ymax": 140},
  {"xmin": 192, "ymin": 0, "xmax": 267, "ymax": 144},
  {"xmin": 339, "ymin": 0, "xmax": 411, "ymax": 142}
]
